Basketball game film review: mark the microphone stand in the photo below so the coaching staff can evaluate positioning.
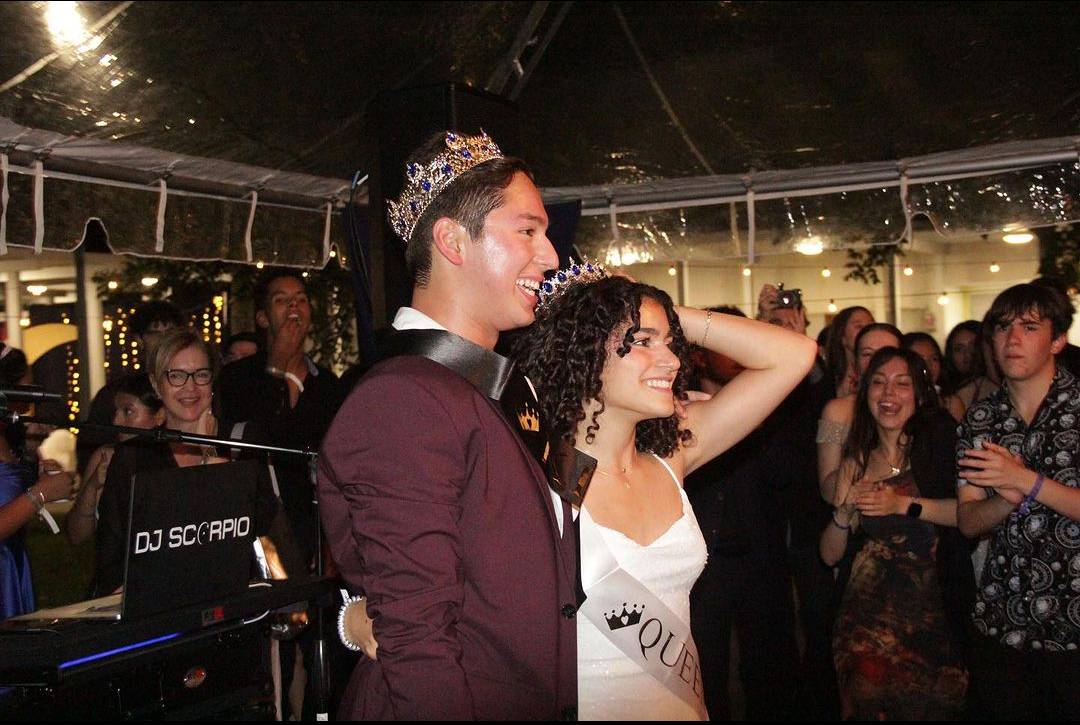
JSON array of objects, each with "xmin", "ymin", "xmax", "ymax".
[{"xmin": 68, "ymin": 419, "xmax": 334, "ymax": 721}]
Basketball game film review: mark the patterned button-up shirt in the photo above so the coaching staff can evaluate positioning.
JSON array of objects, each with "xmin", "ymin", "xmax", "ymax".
[{"xmin": 957, "ymin": 367, "xmax": 1080, "ymax": 651}]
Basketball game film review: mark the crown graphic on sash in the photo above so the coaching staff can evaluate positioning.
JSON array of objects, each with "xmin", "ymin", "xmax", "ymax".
[
  {"xmin": 517, "ymin": 402, "xmax": 540, "ymax": 432},
  {"xmin": 605, "ymin": 603, "xmax": 645, "ymax": 631}
]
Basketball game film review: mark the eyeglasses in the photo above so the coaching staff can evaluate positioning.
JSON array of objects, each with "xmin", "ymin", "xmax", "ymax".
[{"xmin": 163, "ymin": 368, "xmax": 213, "ymax": 387}]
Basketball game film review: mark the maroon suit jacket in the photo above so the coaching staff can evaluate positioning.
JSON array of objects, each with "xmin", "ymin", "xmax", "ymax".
[{"xmin": 319, "ymin": 355, "xmax": 578, "ymax": 720}]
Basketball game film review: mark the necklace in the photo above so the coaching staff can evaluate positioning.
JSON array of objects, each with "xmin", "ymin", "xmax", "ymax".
[
  {"xmin": 199, "ymin": 445, "xmax": 218, "ymax": 465},
  {"xmin": 594, "ymin": 461, "xmax": 633, "ymax": 489},
  {"xmin": 873, "ymin": 447, "xmax": 904, "ymax": 476}
]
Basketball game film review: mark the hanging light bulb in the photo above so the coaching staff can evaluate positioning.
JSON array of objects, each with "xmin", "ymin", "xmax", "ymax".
[
  {"xmin": 989, "ymin": 261, "xmax": 1000, "ymax": 273},
  {"xmin": 742, "ymin": 266, "xmax": 752, "ymax": 277},
  {"xmin": 794, "ymin": 236, "xmax": 824, "ymax": 255},
  {"xmin": 828, "ymin": 299, "xmax": 838, "ymax": 313},
  {"xmin": 667, "ymin": 265, "xmax": 677, "ymax": 277},
  {"xmin": 821, "ymin": 266, "xmax": 831, "ymax": 278},
  {"xmin": 937, "ymin": 292, "xmax": 950, "ymax": 306},
  {"xmin": 903, "ymin": 265, "xmax": 914, "ymax": 276}
]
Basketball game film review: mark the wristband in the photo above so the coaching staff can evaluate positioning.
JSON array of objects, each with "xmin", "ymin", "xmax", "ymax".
[
  {"xmin": 337, "ymin": 589, "xmax": 366, "ymax": 652},
  {"xmin": 830, "ymin": 508, "xmax": 851, "ymax": 530},
  {"xmin": 25, "ymin": 488, "xmax": 45, "ymax": 512},
  {"xmin": 1018, "ymin": 473, "xmax": 1045, "ymax": 515}
]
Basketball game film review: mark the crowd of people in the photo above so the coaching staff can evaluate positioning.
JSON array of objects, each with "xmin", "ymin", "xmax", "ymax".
[{"xmin": 0, "ymin": 128, "xmax": 1077, "ymax": 722}]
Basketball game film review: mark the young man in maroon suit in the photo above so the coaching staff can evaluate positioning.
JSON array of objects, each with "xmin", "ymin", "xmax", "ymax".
[{"xmin": 318, "ymin": 131, "xmax": 578, "ymax": 720}]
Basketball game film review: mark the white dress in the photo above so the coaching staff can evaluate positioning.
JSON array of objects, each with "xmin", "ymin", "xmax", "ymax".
[{"xmin": 577, "ymin": 455, "xmax": 709, "ymax": 721}]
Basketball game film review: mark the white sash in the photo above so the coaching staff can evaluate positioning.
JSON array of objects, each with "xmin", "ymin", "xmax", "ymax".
[{"xmin": 578, "ymin": 504, "xmax": 708, "ymax": 720}]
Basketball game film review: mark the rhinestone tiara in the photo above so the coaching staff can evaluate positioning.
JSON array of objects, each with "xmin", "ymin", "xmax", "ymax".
[
  {"xmin": 536, "ymin": 258, "xmax": 608, "ymax": 311},
  {"xmin": 386, "ymin": 130, "xmax": 504, "ymax": 244}
]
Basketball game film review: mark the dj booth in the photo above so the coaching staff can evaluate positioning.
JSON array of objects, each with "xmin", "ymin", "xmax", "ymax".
[{"xmin": 0, "ymin": 578, "xmax": 333, "ymax": 720}]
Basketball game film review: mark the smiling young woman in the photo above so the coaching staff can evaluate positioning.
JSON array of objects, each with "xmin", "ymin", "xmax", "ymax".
[{"xmin": 512, "ymin": 272, "xmax": 816, "ymax": 721}]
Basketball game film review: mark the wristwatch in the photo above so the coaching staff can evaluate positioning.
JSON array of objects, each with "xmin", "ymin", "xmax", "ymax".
[{"xmin": 906, "ymin": 496, "xmax": 923, "ymax": 519}]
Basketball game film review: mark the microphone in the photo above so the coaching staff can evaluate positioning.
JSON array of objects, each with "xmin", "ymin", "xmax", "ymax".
[{"xmin": 0, "ymin": 385, "xmax": 64, "ymax": 402}]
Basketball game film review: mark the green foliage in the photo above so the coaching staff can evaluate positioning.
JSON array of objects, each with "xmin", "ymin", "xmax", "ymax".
[
  {"xmin": 1037, "ymin": 224, "xmax": 1080, "ymax": 291},
  {"xmin": 844, "ymin": 244, "xmax": 904, "ymax": 285},
  {"xmin": 92, "ymin": 258, "xmax": 357, "ymax": 371}
]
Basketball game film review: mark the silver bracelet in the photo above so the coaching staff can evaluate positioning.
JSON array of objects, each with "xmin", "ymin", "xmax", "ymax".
[{"xmin": 337, "ymin": 589, "xmax": 366, "ymax": 652}]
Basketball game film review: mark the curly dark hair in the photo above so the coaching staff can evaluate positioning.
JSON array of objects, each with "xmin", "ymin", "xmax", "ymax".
[{"xmin": 512, "ymin": 276, "xmax": 693, "ymax": 457}]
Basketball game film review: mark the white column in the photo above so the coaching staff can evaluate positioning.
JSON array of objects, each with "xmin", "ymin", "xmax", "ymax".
[
  {"xmin": 4, "ymin": 273, "xmax": 21, "ymax": 348},
  {"xmin": 83, "ymin": 270, "xmax": 106, "ymax": 402}
]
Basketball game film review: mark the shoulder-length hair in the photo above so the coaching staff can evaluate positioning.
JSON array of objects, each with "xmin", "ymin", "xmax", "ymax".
[
  {"xmin": 825, "ymin": 306, "xmax": 873, "ymax": 390},
  {"xmin": 512, "ymin": 276, "xmax": 693, "ymax": 457},
  {"xmin": 842, "ymin": 346, "xmax": 940, "ymax": 480}
]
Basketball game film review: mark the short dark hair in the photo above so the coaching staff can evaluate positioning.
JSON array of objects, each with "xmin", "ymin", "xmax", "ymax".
[
  {"xmin": 114, "ymin": 373, "xmax": 163, "ymax": 413},
  {"xmin": 223, "ymin": 331, "xmax": 259, "ymax": 350},
  {"xmin": 254, "ymin": 268, "xmax": 306, "ymax": 313},
  {"xmin": 985, "ymin": 283, "xmax": 1074, "ymax": 339},
  {"xmin": 401, "ymin": 132, "xmax": 532, "ymax": 287},
  {"xmin": 129, "ymin": 301, "xmax": 186, "ymax": 337},
  {"xmin": 0, "ymin": 344, "xmax": 29, "ymax": 386}
]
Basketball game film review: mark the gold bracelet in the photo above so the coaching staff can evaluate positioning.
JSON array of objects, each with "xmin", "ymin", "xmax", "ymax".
[{"xmin": 701, "ymin": 309, "xmax": 713, "ymax": 347}]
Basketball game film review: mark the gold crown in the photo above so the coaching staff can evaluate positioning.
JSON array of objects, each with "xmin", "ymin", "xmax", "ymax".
[
  {"xmin": 517, "ymin": 403, "xmax": 540, "ymax": 432},
  {"xmin": 536, "ymin": 258, "xmax": 608, "ymax": 311},
  {"xmin": 387, "ymin": 131, "xmax": 504, "ymax": 243}
]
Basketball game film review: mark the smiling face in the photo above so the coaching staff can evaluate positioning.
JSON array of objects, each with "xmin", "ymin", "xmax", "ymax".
[
  {"xmin": 597, "ymin": 297, "xmax": 681, "ymax": 422},
  {"xmin": 153, "ymin": 344, "xmax": 213, "ymax": 430},
  {"xmin": 867, "ymin": 356, "xmax": 917, "ymax": 434},
  {"xmin": 458, "ymin": 172, "xmax": 558, "ymax": 339}
]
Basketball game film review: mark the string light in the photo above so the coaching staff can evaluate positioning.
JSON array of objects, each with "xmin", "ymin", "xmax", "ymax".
[
  {"xmin": 667, "ymin": 265, "xmax": 677, "ymax": 277},
  {"xmin": 107, "ymin": 280, "xmax": 119, "ymax": 290},
  {"xmin": 820, "ymin": 267, "xmax": 831, "ymax": 278},
  {"xmin": 828, "ymin": 300, "xmax": 837, "ymax": 313},
  {"xmin": 937, "ymin": 292, "xmax": 950, "ymax": 306},
  {"xmin": 989, "ymin": 262, "xmax": 1000, "ymax": 273},
  {"xmin": 742, "ymin": 266, "xmax": 752, "ymax": 277},
  {"xmin": 903, "ymin": 265, "xmax": 914, "ymax": 276},
  {"xmin": 141, "ymin": 276, "xmax": 158, "ymax": 287}
]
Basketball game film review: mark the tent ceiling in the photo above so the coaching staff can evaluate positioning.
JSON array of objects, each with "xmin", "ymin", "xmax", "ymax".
[{"xmin": 0, "ymin": 1, "xmax": 1078, "ymax": 263}]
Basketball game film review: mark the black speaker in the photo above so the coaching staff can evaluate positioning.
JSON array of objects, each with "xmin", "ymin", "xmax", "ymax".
[{"xmin": 366, "ymin": 83, "xmax": 520, "ymax": 325}]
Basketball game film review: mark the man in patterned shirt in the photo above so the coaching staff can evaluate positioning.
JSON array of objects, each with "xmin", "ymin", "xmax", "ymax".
[{"xmin": 957, "ymin": 282, "xmax": 1080, "ymax": 719}]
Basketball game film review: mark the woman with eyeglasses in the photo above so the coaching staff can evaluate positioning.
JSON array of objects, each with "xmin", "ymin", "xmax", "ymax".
[{"xmin": 92, "ymin": 329, "xmax": 302, "ymax": 595}]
